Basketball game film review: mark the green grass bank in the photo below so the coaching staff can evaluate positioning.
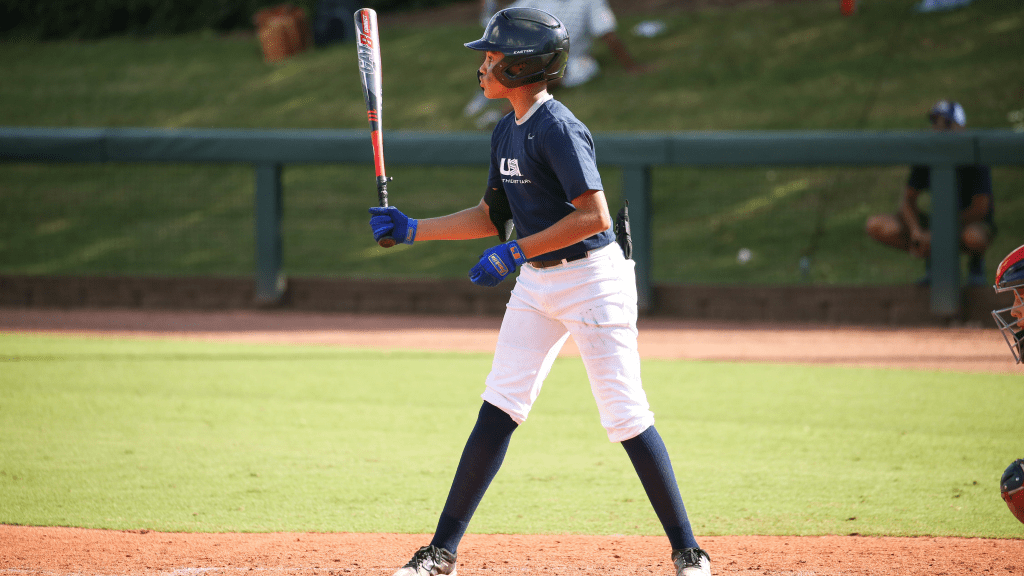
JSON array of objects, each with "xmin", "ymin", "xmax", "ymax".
[{"xmin": 0, "ymin": 0, "xmax": 1021, "ymax": 284}]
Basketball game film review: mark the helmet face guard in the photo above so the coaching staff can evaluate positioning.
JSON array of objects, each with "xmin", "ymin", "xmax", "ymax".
[
  {"xmin": 465, "ymin": 7, "xmax": 570, "ymax": 88},
  {"xmin": 991, "ymin": 295, "xmax": 1024, "ymax": 364},
  {"xmin": 992, "ymin": 244, "xmax": 1024, "ymax": 364}
]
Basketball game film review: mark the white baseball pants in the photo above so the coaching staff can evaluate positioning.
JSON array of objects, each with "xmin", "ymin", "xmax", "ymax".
[{"xmin": 480, "ymin": 243, "xmax": 655, "ymax": 443}]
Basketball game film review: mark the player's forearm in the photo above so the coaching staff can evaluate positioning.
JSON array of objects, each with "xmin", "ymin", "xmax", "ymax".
[
  {"xmin": 601, "ymin": 32, "xmax": 639, "ymax": 70},
  {"xmin": 517, "ymin": 206, "xmax": 611, "ymax": 259},
  {"xmin": 415, "ymin": 202, "xmax": 498, "ymax": 241},
  {"xmin": 899, "ymin": 206, "xmax": 921, "ymax": 234}
]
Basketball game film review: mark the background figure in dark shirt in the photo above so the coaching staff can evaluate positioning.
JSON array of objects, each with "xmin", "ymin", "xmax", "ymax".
[{"xmin": 865, "ymin": 100, "xmax": 995, "ymax": 286}]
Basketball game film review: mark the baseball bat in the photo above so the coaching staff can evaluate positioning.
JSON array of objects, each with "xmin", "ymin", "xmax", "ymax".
[{"xmin": 355, "ymin": 7, "xmax": 395, "ymax": 248}]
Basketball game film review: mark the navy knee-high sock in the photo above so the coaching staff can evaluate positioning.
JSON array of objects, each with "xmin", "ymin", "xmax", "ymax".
[
  {"xmin": 621, "ymin": 425, "xmax": 699, "ymax": 551},
  {"xmin": 430, "ymin": 401, "xmax": 518, "ymax": 554}
]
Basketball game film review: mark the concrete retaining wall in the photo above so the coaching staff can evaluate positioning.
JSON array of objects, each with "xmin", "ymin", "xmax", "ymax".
[{"xmin": 0, "ymin": 274, "xmax": 1010, "ymax": 327}]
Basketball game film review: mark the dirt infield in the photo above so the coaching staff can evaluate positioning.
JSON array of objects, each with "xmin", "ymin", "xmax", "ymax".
[
  {"xmin": 1, "ymin": 307, "xmax": 1015, "ymax": 373},
  {"xmin": 1, "ymin": 307, "xmax": 1021, "ymax": 575},
  {"xmin": 2, "ymin": 526, "xmax": 1023, "ymax": 576}
]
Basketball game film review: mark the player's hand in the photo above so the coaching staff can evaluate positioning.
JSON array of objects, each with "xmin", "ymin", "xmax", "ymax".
[
  {"xmin": 469, "ymin": 241, "xmax": 527, "ymax": 287},
  {"xmin": 910, "ymin": 229, "xmax": 930, "ymax": 257},
  {"xmin": 368, "ymin": 206, "xmax": 417, "ymax": 245}
]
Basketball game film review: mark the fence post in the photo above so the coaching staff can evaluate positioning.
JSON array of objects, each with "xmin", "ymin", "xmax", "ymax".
[
  {"xmin": 928, "ymin": 164, "xmax": 959, "ymax": 317},
  {"xmin": 622, "ymin": 164, "xmax": 653, "ymax": 313},
  {"xmin": 254, "ymin": 163, "xmax": 285, "ymax": 305}
]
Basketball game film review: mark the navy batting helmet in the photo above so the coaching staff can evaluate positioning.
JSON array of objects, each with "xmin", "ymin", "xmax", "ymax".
[
  {"xmin": 1001, "ymin": 459, "xmax": 1024, "ymax": 524},
  {"xmin": 465, "ymin": 7, "xmax": 569, "ymax": 88}
]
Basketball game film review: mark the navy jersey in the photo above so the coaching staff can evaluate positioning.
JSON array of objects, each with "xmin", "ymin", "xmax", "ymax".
[
  {"xmin": 907, "ymin": 165, "xmax": 994, "ymax": 222},
  {"xmin": 487, "ymin": 97, "xmax": 613, "ymax": 261}
]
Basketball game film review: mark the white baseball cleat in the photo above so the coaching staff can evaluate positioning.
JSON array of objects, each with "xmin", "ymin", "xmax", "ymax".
[
  {"xmin": 393, "ymin": 545, "xmax": 457, "ymax": 576},
  {"xmin": 672, "ymin": 547, "xmax": 711, "ymax": 576}
]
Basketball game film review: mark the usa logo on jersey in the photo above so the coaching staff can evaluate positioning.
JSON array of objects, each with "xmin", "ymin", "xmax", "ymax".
[{"xmin": 500, "ymin": 158, "xmax": 522, "ymax": 177}]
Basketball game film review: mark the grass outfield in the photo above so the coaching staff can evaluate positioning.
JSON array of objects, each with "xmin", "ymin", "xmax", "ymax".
[
  {"xmin": 1, "ymin": 333, "xmax": 1021, "ymax": 538},
  {"xmin": 0, "ymin": 0, "xmax": 1022, "ymax": 284}
]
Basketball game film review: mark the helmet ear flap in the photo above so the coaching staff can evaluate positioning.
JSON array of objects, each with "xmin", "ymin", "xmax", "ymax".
[
  {"xmin": 494, "ymin": 53, "xmax": 547, "ymax": 88},
  {"xmin": 497, "ymin": 52, "xmax": 567, "ymax": 88},
  {"xmin": 506, "ymin": 55, "xmax": 546, "ymax": 82}
]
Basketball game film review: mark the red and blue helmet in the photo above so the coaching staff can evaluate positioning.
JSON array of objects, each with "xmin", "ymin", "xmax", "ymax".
[
  {"xmin": 1001, "ymin": 459, "xmax": 1024, "ymax": 524},
  {"xmin": 992, "ymin": 244, "xmax": 1024, "ymax": 363}
]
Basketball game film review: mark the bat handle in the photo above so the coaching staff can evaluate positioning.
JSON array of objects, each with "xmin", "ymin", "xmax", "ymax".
[{"xmin": 376, "ymin": 176, "xmax": 396, "ymax": 248}]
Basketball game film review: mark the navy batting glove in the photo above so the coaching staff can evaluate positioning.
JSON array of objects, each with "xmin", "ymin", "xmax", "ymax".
[
  {"xmin": 368, "ymin": 206, "xmax": 417, "ymax": 245},
  {"xmin": 469, "ymin": 240, "xmax": 527, "ymax": 287}
]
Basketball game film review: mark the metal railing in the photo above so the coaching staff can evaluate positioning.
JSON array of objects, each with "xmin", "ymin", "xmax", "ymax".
[{"xmin": 2, "ymin": 126, "xmax": 1021, "ymax": 315}]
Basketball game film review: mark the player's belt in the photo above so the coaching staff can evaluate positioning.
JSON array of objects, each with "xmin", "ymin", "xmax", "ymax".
[{"xmin": 529, "ymin": 252, "xmax": 588, "ymax": 269}]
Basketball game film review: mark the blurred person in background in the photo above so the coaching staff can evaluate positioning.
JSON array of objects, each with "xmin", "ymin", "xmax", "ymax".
[
  {"xmin": 465, "ymin": 0, "xmax": 648, "ymax": 127},
  {"xmin": 865, "ymin": 100, "xmax": 995, "ymax": 286}
]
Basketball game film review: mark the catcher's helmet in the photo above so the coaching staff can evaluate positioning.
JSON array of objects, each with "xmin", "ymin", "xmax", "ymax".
[
  {"xmin": 991, "ymin": 244, "xmax": 1024, "ymax": 363},
  {"xmin": 1001, "ymin": 459, "xmax": 1024, "ymax": 524},
  {"xmin": 465, "ymin": 7, "xmax": 569, "ymax": 88}
]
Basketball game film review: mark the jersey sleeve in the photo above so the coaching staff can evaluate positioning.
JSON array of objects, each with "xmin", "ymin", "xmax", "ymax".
[
  {"xmin": 965, "ymin": 166, "xmax": 994, "ymax": 197},
  {"xmin": 907, "ymin": 165, "xmax": 930, "ymax": 190},
  {"xmin": 539, "ymin": 121, "xmax": 604, "ymax": 202}
]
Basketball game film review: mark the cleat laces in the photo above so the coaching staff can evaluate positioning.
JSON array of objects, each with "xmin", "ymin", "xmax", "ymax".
[
  {"xmin": 403, "ymin": 545, "xmax": 455, "ymax": 574},
  {"xmin": 672, "ymin": 547, "xmax": 710, "ymax": 575}
]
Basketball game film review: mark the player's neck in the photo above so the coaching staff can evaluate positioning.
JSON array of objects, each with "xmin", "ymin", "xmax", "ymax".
[{"xmin": 507, "ymin": 83, "xmax": 550, "ymax": 122}]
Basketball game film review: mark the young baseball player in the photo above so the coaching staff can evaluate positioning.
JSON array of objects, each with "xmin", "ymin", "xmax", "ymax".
[{"xmin": 368, "ymin": 8, "xmax": 711, "ymax": 576}]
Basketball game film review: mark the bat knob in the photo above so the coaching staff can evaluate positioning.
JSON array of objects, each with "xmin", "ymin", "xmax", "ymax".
[{"xmin": 378, "ymin": 236, "xmax": 397, "ymax": 248}]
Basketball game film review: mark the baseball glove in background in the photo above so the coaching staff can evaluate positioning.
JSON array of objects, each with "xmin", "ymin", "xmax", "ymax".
[{"xmin": 615, "ymin": 200, "xmax": 632, "ymax": 260}]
